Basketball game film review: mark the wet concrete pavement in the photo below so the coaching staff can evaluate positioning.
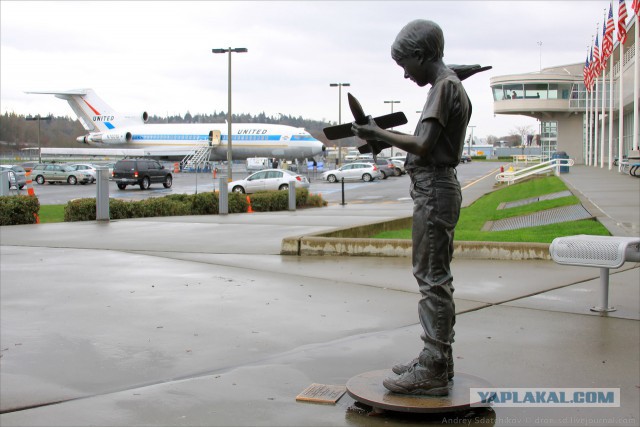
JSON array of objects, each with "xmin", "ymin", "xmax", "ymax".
[{"xmin": 1, "ymin": 165, "xmax": 638, "ymax": 426}]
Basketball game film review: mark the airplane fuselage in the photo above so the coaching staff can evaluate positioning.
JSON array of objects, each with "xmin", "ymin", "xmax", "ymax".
[
  {"xmin": 78, "ymin": 123, "xmax": 323, "ymax": 161},
  {"xmin": 26, "ymin": 89, "xmax": 325, "ymax": 162}
]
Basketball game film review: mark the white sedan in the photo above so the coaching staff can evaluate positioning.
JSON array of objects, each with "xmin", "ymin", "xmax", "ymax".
[
  {"xmin": 67, "ymin": 163, "xmax": 97, "ymax": 183},
  {"xmin": 321, "ymin": 162, "xmax": 382, "ymax": 183},
  {"xmin": 228, "ymin": 169, "xmax": 310, "ymax": 194}
]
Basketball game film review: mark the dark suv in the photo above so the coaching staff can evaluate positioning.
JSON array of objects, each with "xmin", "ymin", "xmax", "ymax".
[{"xmin": 112, "ymin": 159, "xmax": 173, "ymax": 190}]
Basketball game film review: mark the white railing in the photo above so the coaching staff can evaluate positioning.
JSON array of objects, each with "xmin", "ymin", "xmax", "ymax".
[
  {"xmin": 182, "ymin": 144, "xmax": 212, "ymax": 170},
  {"xmin": 496, "ymin": 158, "xmax": 575, "ymax": 185}
]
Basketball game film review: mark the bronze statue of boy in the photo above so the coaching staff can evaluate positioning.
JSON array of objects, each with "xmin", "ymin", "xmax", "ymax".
[{"xmin": 352, "ymin": 19, "xmax": 471, "ymax": 396}]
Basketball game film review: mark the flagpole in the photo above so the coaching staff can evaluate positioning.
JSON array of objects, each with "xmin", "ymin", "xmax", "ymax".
[
  {"xmin": 618, "ymin": 0, "xmax": 628, "ymax": 171},
  {"xmin": 588, "ymin": 87, "xmax": 593, "ymax": 165},
  {"xmin": 600, "ymin": 9, "xmax": 607, "ymax": 169},
  {"xmin": 584, "ymin": 85, "xmax": 591, "ymax": 166},
  {"xmin": 593, "ymin": 76, "xmax": 600, "ymax": 167},
  {"xmin": 584, "ymin": 87, "xmax": 591, "ymax": 166},
  {"xmin": 618, "ymin": 32, "xmax": 625, "ymax": 172},
  {"xmin": 634, "ymin": 14, "xmax": 639, "ymax": 151},
  {"xmin": 601, "ymin": 69, "xmax": 606, "ymax": 168},
  {"xmin": 608, "ymin": 55, "xmax": 614, "ymax": 169}
]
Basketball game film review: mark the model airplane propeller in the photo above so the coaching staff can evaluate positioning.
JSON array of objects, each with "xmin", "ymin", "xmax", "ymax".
[{"xmin": 322, "ymin": 64, "xmax": 492, "ymax": 160}]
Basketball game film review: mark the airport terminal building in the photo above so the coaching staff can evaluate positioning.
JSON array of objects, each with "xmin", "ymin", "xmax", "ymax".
[{"xmin": 490, "ymin": 17, "xmax": 638, "ymax": 166}]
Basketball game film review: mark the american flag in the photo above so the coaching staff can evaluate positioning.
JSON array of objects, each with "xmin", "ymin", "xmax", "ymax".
[
  {"xmin": 618, "ymin": 0, "xmax": 628, "ymax": 44},
  {"xmin": 592, "ymin": 33, "xmax": 601, "ymax": 78},
  {"xmin": 603, "ymin": 5, "xmax": 615, "ymax": 60},
  {"xmin": 588, "ymin": 45, "xmax": 596, "ymax": 90},
  {"xmin": 632, "ymin": 0, "xmax": 639, "ymax": 15},
  {"xmin": 584, "ymin": 54, "xmax": 591, "ymax": 92}
]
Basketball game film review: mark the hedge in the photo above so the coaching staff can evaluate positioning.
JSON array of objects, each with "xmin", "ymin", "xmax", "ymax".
[
  {"xmin": 62, "ymin": 188, "xmax": 324, "ymax": 222},
  {"xmin": 0, "ymin": 195, "xmax": 40, "ymax": 225}
]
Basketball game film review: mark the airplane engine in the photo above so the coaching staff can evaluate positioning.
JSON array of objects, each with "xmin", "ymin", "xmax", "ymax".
[{"xmin": 77, "ymin": 132, "xmax": 132, "ymax": 144}]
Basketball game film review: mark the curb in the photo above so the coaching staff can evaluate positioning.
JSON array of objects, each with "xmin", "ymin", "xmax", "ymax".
[{"xmin": 281, "ymin": 217, "xmax": 551, "ymax": 260}]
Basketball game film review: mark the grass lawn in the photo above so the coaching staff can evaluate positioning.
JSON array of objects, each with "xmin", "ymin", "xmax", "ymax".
[
  {"xmin": 373, "ymin": 176, "xmax": 610, "ymax": 243},
  {"xmin": 37, "ymin": 204, "xmax": 65, "ymax": 223}
]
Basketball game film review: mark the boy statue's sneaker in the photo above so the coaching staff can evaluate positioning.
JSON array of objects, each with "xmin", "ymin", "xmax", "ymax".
[
  {"xmin": 392, "ymin": 356, "xmax": 454, "ymax": 380},
  {"xmin": 383, "ymin": 361, "xmax": 449, "ymax": 396}
]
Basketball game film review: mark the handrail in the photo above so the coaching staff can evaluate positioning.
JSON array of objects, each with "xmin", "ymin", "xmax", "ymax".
[{"xmin": 495, "ymin": 158, "xmax": 575, "ymax": 185}]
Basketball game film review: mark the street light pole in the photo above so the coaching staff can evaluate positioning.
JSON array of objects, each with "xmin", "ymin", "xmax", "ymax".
[
  {"xmin": 468, "ymin": 125, "xmax": 476, "ymax": 157},
  {"xmin": 25, "ymin": 115, "xmax": 52, "ymax": 164},
  {"xmin": 384, "ymin": 100, "xmax": 400, "ymax": 156},
  {"xmin": 212, "ymin": 47, "xmax": 248, "ymax": 182},
  {"xmin": 537, "ymin": 41, "xmax": 543, "ymax": 72},
  {"xmin": 329, "ymin": 83, "xmax": 350, "ymax": 166}
]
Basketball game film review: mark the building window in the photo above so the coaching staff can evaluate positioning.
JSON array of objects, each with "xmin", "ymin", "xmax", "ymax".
[
  {"xmin": 504, "ymin": 84, "xmax": 523, "ymax": 99},
  {"xmin": 524, "ymin": 83, "xmax": 547, "ymax": 99}
]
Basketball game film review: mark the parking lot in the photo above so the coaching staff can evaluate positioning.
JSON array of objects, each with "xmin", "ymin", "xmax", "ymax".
[{"xmin": 15, "ymin": 161, "xmax": 498, "ymax": 206}]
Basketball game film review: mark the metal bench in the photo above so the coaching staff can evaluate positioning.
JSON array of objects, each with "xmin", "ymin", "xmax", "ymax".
[{"xmin": 549, "ymin": 235, "xmax": 640, "ymax": 313}]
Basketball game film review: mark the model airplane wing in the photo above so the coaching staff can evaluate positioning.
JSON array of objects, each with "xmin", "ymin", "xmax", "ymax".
[
  {"xmin": 448, "ymin": 64, "xmax": 492, "ymax": 81},
  {"xmin": 322, "ymin": 112, "xmax": 407, "ymax": 140},
  {"xmin": 323, "ymin": 93, "xmax": 405, "ymax": 159}
]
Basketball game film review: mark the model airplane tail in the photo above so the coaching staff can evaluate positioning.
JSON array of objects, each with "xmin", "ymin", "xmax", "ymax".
[{"xmin": 24, "ymin": 89, "xmax": 147, "ymax": 133}]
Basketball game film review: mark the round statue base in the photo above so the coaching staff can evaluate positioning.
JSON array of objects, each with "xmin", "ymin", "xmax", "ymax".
[{"xmin": 346, "ymin": 370, "xmax": 493, "ymax": 414}]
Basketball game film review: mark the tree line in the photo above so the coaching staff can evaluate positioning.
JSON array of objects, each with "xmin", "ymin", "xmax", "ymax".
[
  {"xmin": 0, "ymin": 111, "xmax": 355, "ymax": 154},
  {"xmin": 0, "ymin": 109, "xmax": 529, "ymax": 155}
]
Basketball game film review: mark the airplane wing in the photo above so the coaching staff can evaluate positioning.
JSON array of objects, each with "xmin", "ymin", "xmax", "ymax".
[
  {"xmin": 322, "ymin": 112, "xmax": 407, "ymax": 140},
  {"xmin": 447, "ymin": 64, "xmax": 492, "ymax": 81},
  {"xmin": 323, "ymin": 93, "xmax": 406, "ymax": 160}
]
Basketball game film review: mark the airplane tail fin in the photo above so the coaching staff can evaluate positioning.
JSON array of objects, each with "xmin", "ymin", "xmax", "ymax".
[{"xmin": 25, "ymin": 89, "xmax": 145, "ymax": 132}]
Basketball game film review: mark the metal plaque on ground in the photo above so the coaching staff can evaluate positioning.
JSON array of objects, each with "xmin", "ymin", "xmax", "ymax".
[{"xmin": 296, "ymin": 383, "xmax": 347, "ymax": 404}]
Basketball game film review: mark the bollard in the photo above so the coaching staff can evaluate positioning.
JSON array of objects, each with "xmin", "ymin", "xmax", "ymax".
[
  {"xmin": 340, "ymin": 177, "xmax": 346, "ymax": 205},
  {"xmin": 96, "ymin": 167, "xmax": 110, "ymax": 221},
  {"xmin": 288, "ymin": 180, "xmax": 296, "ymax": 211},
  {"xmin": 0, "ymin": 170, "xmax": 9, "ymax": 196},
  {"xmin": 218, "ymin": 176, "xmax": 228, "ymax": 215}
]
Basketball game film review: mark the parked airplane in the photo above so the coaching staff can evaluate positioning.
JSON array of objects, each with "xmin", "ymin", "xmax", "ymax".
[{"xmin": 26, "ymin": 89, "xmax": 326, "ymax": 161}]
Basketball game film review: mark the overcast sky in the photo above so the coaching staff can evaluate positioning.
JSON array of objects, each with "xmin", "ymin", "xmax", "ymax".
[{"xmin": 0, "ymin": 0, "xmax": 619, "ymax": 139}]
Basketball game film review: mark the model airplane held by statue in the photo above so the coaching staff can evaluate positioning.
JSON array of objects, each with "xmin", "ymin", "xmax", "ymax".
[{"xmin": 322, "ymin": 64, "xmax": 492, "ymax": 160}]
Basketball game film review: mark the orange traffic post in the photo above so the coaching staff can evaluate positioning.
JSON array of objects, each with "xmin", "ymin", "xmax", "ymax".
[
  {"xmin": 246, "ymin": 195, "xmax": 253, "ymax": 213},
  {"xmin": 25, "ymin": 171, "xmax": 36, "ymax": 197}
]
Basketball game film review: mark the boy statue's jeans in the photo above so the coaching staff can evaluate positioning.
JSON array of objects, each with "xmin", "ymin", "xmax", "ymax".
[{"xmin": 409, "ymin": 167, "xmax": 461, "ymax": 371}]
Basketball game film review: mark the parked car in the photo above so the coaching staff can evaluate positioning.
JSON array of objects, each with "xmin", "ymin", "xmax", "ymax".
[
  {"xmin": 0, "ymin": 165, "xmax": 27, "ymax": 189},
  {"xmin": 67, "ymin": 163, "xmax": 97, "ymax": 183},
  {"xmin": 31, "ymin": 163, "xmax": 93, "ymax": 185},
  {"xmin": 20, "ymin": 161, "xmax": 39, "ymax": 173},
  {"xmin": 460, "ymin": 155, "xmax": 472, "ymax": 164},
  {"xmin": 112, "ymin": 159, "xmax": 173, "ymax": 190},
  {"xmin": 390, "ymin": 159, "xmax": 406, "ymax": 175},
  {"xmin": 228, "ymin": 169, "xmax": 310, "ymax": 194},
  {"xmin": 321, "ymin": 162, "xmax": 381, "ymax": 183},
  {"xmin": 360, "ymin": 158, "xmax": 398, "ymax": 179}
]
